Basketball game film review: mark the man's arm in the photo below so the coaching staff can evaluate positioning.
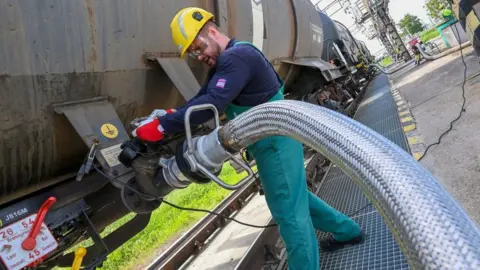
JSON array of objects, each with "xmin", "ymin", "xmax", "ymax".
[
  {"xmin": 175, "ymin": 69, "xmax": 215, "ymax": 111},
  {"xmin": 159, "ymin": 54, "xmax": 251, "ymax": 134}
]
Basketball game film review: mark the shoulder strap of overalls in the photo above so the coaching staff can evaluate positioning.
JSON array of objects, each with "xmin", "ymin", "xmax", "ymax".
[{"xmin": 233, "ymin": 41, "xmax": 285, "ymax": 94}]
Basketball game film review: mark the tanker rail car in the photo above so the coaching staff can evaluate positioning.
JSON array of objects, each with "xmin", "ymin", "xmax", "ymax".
[{"xmin": 0, "ymin": 1, "xmax": 373, "ymax": 269}]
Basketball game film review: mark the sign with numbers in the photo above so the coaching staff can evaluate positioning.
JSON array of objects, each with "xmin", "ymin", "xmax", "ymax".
[{"xmin": 0, "ymin": 214, "xmax": 58, "ymax": 270}]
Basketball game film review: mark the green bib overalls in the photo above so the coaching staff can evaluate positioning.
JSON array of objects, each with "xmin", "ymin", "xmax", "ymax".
[{"xmin": 224, "ymin": 41, "xmax": 361, "ymax": 270}]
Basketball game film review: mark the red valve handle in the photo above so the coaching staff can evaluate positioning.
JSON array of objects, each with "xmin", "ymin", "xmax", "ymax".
[{"xmin": 21, "ymin": 197, "xmax": 56, "ymax": 251}]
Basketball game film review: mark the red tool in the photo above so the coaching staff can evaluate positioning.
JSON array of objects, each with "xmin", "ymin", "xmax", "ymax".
[{"xmin": 21, "ymin": 197, "xmax": 56, "ymax": 251}]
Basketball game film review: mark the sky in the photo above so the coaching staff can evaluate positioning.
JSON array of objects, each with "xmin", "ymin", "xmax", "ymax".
[{"xmin": 312, "ymin": 0, "xmax": 432, "ymax": 55}]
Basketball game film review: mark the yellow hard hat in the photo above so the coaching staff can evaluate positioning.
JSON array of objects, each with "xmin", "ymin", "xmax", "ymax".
[{"xmin": 170, "ymin": 7, "xmax": 214, "ymax": 58}]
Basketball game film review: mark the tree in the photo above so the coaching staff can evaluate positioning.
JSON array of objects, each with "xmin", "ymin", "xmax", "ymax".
[
  {"xmin": 398, "ymin": 14, "xmax": 426, "ymax": 36},
  {"xmin": 396, "ymin": 24, "xmax": 408, "ymax": 38},
  {"xmin": 424, "ymin": 0, "xmax": 449, "ymax": 22}
]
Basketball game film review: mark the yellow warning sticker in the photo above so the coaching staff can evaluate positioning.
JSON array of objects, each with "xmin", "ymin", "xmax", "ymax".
[
  {"xmin": 399, "ymin": 110, "xmax": 410, "ymax": 117},
  {"xmin": 413, "ymin": 152, "xmax": 423, "ymax": 160},
  {"xmin": 401, "ymin": 116, "xmax": 413, "ymax": 123},
  {"xmin": 408, "ymin": 136, "xmax": 422, "ymax": 145},
  {"xmin": 403, "ymin": 123, "xmax": 416, "ymax": 132},
  {"xmin": 101, "ymin": 123, "xmax": 119, "ymax": 139}
]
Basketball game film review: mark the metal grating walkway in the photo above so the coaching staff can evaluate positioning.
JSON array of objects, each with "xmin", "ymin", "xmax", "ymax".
[{"xmin": 280, "ymin": 74, "xmax": 411, "ymax": 270}]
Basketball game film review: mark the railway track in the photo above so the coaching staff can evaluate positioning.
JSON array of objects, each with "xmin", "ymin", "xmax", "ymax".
[
  {"xmin": 146, "ymin": 159, "xmax": 319, "ymax": 270},
  {"xmin": 146, "ymin": 175, "xmax": 262, "ymax": 270}
]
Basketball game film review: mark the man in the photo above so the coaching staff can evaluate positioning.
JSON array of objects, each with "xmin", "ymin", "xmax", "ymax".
[
  {"xmin": 133, "ymin": 7, "xmax": 363, "ymax": 269},
  {"xmin": 410, "ymin": 43, "xmax": 421, "ymax": 66}
]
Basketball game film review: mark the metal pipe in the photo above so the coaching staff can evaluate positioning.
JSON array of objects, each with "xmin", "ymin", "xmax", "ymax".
[
  {"xmin": 425, "ymin": 42, "xmax": 441, "ymax": 54},
  {"xmin": 334, "ymin": 20, "xmax": 366, "ymax": 62},
  {"xmin": 418, "ymin": 41, "xmax": 471, "ymax": 61},
  {"xmin": 369, "ymin": 59, "xmax": 414, "ymax": 74},
  {"xmin": 218, "ymin": 100, "xmax": 480, "ymax": 269}
]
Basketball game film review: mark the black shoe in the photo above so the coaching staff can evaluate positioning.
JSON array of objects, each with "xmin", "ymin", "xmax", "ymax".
[{"xmin": 319, "ymin": 232, "xmax": 365, "ymax": 252}]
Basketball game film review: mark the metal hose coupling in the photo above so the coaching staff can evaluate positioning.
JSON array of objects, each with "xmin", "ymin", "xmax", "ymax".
[
  {"xmin": 119, "ymin": 104, "xmax": 256, "ymax": 212},
  {"xmin": 154, "ymin": 126, "xmax": 254, "ymax": 192},
  {"xmin": 217, "ymin": 100, "xmax": 480, "ymax": 269},
  {"xmin": 158, "ymin": 104, "xmax": 255, "ymax": 191}
]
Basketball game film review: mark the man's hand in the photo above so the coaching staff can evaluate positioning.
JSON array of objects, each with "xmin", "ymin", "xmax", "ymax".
[
  {"xmin": 150, "ymin": 109, "xmax": 176, "ymax": 118},
  {"xmin": 132, "ymin": 118, "xmax": 165, "ymax": 142},
  {"xmin": 131, "ymin": 109, "xmax": 176, "ymax": 142},
  {"xmin": 131, "ymin": 109, "xmax": 176, "ymax": 129}
]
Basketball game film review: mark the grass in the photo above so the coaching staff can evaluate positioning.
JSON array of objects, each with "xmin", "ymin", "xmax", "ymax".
[
  {"xmin": 378, "ymin": 56, "xmax": 393, "ymax": 67},
  {"xmin": 55, "ymin": 163, "xmax": 252, "ymax": 270},
  {"xmin": 420, "ymin": 28, "xmax": 440, "ymax": 43}
]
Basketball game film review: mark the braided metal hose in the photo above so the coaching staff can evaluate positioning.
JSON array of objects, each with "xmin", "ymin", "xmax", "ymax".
[{"xmin": 218, "ymin": 100, "xmax": 480, "ymax": 269}]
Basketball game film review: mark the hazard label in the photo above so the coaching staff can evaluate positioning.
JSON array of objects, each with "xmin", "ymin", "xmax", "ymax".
[
  {"xmin": 100, "ymin": 123, "xmax": 119, "ymax": 139},
  {"xmin": 0, "ymin": 214, "xmax": 58, "ymax": 270},
  {"xmin": 100, "ymin": 143, "xmax": 123, "ymax": 167}
]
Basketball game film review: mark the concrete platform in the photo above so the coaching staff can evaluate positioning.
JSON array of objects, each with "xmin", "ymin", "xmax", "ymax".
[
  {"xmin": 182, "ymin": 194, "xmax": 272, "ymax": 270},
  {"xmin": 390, "ymin": 46, "xmax": 480, "ymax": 225}
]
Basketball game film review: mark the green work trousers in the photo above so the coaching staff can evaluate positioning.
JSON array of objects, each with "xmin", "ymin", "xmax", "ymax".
[{"xmin": 247, "ymin": 135, "xmax": 361, "ymax": 270}]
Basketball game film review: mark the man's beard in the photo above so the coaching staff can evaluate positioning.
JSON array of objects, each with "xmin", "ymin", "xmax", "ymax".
[{"xmin": 203, "ymin": 38, "xmax": 222, "ymax": 67}]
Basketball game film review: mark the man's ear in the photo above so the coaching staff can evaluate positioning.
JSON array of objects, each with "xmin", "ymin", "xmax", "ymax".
[{"xmin": 207, "ymin": 25, "xmax": 219, "ymax": 37}]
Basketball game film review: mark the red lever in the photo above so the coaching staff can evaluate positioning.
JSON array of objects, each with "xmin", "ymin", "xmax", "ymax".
[{"xmin": 21, "ymin": 197, "xmax": 56, "ymax": 251}]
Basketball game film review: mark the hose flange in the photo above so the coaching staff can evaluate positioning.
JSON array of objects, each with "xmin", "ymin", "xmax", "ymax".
[{"xmin": 175, "ymin": 140, "xmax": 213, "ymax": 184}]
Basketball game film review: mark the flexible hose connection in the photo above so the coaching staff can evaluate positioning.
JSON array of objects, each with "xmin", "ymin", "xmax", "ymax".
[
  {"xmin": 369, "ymin": 41, "xmax": 471, "ymax": 75},
  {"xmin": 369, "ymin": 60, "xmax": 414, "ymax": 75},
  {"xmin": 418, "ymin": 41, "xmax": 471, "ymax": 61},
  {"xmin": 218, "ymin": 100, "xmax": 480, "ymax": 269}
]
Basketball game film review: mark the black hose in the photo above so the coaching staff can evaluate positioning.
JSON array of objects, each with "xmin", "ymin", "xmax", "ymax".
[
  {"xmin": 417, "ymin": 20, "xmax": 468, "ymax": 160},
  {"xmin": 93, "ymin": 164, "xmax": 278, "ymax": 229}
]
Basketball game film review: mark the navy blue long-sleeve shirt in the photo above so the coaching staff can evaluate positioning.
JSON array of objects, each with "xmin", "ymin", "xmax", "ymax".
[{"xmin": 159, "ymin": 39, "xmax": 281, "ymax": 134}]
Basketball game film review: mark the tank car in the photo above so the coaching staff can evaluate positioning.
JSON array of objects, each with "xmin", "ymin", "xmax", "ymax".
[{"xmin": 0, "ymin": 1, "xmax": 373, "ymax": 268}]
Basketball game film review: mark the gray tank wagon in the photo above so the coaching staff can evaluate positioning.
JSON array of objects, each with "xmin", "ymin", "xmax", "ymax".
[
  {"xmin": 318, "ymin": 11, "xmax": 371, "ymax": 72},
  {"xmin": 0, "ymin": 0, "xmax": 374, "ymax": 268}
]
